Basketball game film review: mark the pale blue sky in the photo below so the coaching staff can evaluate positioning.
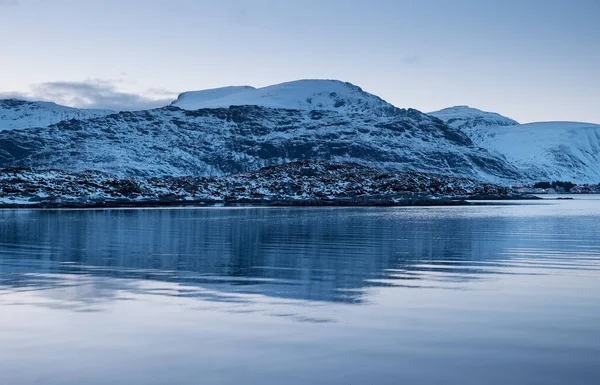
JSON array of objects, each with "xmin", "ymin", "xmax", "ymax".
[{"xmin": 1, "ymin": 0, "xmax": 599, "ymax": 122}]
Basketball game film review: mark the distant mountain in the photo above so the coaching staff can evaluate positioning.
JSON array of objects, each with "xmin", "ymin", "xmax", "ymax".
[
  {"xmin": 171, "ymin": 79, "xmax": 400, "ymax": 117},
  {"xmin": 431, "ymin": 106, "xmax": 600, "ymax": 183},
  {"xmin": 429, "ymin": 105, "xmax": 519, "ymax": 131},
  {"xmin": 471, "ymin": 121, "xmax": 600, "ymax": 184},
  {"xmin": 0, "ymin": 99, "xmax": 114, "ymax": 131}
]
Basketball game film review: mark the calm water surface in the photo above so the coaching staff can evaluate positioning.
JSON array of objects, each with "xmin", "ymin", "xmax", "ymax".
[{"xmin": 1, "ymin": 198, "xmax": 600, "ymax": 384}]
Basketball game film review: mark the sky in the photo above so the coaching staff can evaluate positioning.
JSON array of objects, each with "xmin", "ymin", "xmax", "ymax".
[{"xmin": 1, "ymin": 0, "xmax": 599, "ymax": 123}]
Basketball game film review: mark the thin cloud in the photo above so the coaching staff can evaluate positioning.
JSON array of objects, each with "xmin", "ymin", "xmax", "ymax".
[
  {"xmin": 0, "ymin": 80, "xmax": 177, "ymax": 111},
  {"xmin": 0, "ymin": 91, "xmax": 29, "ymax": 99},
  {"xmin": 401, "ymin": 55, "xmax": 420, "ymax": 66}
]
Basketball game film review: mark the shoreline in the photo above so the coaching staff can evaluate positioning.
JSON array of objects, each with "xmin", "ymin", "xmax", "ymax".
[
  {"xmin": 0, "ymin": 195, "xmax": 543, "ymax": 210},
  {"xmin": 0, "ymin": 162, "xmax": 539, "ymax": 210}
]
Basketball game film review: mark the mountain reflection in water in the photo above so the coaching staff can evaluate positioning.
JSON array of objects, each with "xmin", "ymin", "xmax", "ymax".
[{"xmin": 1, "ymin": 205, "xmax": 598, "ymax": 312}]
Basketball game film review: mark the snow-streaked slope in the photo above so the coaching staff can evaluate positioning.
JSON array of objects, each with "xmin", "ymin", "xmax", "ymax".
[
  {"xmin": 474, "ymin": 121, "xmax": 600, "ymax": 183},
  {"xmin": 0, "ymin": 105, "xmax": 520, "ymax": 182},
  {"xmin": 429, "ymin": 105, "xmax": 518, "ymax": 132},
  {"xmin": 171, "ymin": 79, "xmax": 400, "ymax": 117},
  {"xmin": 0, "ymin": 99, "xmax": 114, "ymax": 131}
]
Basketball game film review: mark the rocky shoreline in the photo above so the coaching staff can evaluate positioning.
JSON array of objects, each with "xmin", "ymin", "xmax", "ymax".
[{"xmin": 0, "ymin": 161, "xmax": 534, "ymax": 209}]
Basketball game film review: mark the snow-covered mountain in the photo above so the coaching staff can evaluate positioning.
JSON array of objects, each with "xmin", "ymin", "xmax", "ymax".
[
  {"xmin": 171, "ymin": 80, "xmax": 400, "ymax": 117},
  {"xmin": 0, "ymin": 103, "xmax": 520, "ymax": 181},
  {"xmin": 431, "ymin": 106, "xmax": 600, "ymax": 183},
  {"xmin": 0, "ymin": 99, "xmax": 114, "ymax": 131},
  {"xmin": 2, "ymin": 80, "xmax": 598, "ymax": 185}
]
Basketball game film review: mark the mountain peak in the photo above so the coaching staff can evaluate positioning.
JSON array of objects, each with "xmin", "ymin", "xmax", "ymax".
[
  {"xmin": 171, "ymin": 79, "xmax": 400, "ymax": 117},
  {"xmin": 429, "ymin": 106, "xmax": 518, "ymax": 130}
]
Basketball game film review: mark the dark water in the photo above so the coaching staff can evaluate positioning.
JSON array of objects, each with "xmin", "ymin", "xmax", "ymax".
[{"xmin": 1, "ymin": 199, "xmax": 600, "ymax": 385}]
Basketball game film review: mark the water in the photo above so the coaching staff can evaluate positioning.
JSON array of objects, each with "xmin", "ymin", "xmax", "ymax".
[{"xmin": 1, "ymin": 198, "xmax": 600, "ymax": 385}]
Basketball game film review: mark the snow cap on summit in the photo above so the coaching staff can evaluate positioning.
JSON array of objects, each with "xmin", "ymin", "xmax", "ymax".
[{"xmin": 171, "ymin": 79, "xmax": 400, "ymax": 117}]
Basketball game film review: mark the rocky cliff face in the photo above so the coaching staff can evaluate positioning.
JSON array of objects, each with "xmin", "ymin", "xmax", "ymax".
[{"xmin": 0, "ymin": 104, "xmax": 520, "ymax": 182}]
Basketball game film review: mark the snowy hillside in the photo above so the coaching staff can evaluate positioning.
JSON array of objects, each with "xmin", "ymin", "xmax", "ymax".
[
  {"xmin": 0, "ymin": 104, "xmax": 520, "ymax": 182},
  {"xmin": 473, "ymin": 122, "xmax": 600, "ymax": 184},
  {"xmin": 431, "ymin": 106, "xmax": 600, "ymax": 183},
  {"xmin": 171, "ymin": 80, "xmax": 400, "ymax": 117},
  {"xmin": 0, "ymin": 99, "xmax": 114, "ymax": 131}
]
